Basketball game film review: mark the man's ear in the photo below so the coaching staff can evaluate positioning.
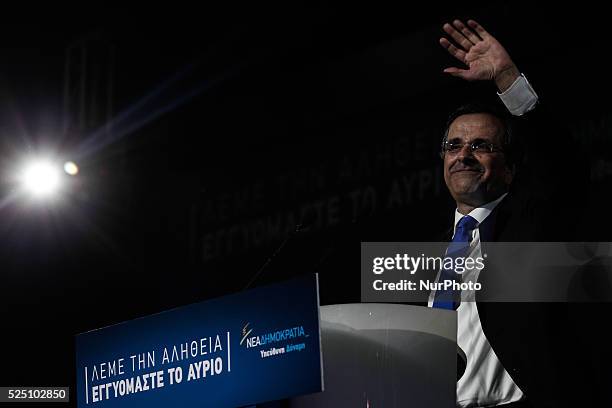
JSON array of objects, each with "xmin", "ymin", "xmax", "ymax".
[{"xmin": 504, "ymin": 163, "xmax": 516, "ymax": 185}]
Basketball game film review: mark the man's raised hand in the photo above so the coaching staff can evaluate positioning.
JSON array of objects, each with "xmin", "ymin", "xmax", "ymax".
[{"xmin": 440, "ymin": 19, "xmax": 520, "ymax": 92}]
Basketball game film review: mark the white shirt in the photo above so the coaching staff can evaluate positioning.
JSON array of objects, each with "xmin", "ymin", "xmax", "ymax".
[
  {"xmin": 429, "ymin": 74, "xmax": 539, "ymax": 407},
  {"xmin": 428, "ymin": 193, "xmax": 524, "ymax": 408}
]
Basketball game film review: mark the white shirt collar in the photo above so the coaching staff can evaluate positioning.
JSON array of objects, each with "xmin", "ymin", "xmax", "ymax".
[{"xmin": 453, "ymin": 192, "xmax": 508, "ymax": 231}]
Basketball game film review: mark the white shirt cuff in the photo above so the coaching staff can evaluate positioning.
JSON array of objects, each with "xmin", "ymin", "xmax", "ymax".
[{"xmin": 497, "ymin": 74, "xmax": 539, "ymax": 116}]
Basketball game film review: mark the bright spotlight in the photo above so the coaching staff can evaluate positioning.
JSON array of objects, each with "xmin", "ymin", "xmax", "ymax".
[
  {"xmin": 64, "ymin": 161, "xmax": 79, "ymax": 176},
  {"xmin": 20, "ymin": 160, "xmax": 62, "ymax": 198}
]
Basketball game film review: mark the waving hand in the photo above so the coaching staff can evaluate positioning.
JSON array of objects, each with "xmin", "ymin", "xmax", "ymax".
[{"xmin": 440, "ymin": 19, "xmax": 520, "ymax": 92}]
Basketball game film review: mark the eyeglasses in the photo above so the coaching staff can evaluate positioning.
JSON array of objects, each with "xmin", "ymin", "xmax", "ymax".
[{"xmin": 441, "ymin": 139, "xmax": 504, "ymax": 156}]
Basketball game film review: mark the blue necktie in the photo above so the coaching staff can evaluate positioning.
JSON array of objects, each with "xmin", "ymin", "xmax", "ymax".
[{"xmin": 433, "ymin": 215, "xmax": 479, "ymax": 310}]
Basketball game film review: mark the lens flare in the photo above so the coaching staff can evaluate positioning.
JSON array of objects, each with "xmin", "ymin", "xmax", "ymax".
[
  {"xmin": 20, "ymin": 160, "xmax": 61, "ymax": 198},
  {"xmin": 64, "ymin": 161, "xmax": 79, "ymax": 176}
]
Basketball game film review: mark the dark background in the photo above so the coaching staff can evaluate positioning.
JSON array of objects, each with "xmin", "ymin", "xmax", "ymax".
[{"xmin": 0, "ymin": 2, "xmax": 610, "ymax": 403}]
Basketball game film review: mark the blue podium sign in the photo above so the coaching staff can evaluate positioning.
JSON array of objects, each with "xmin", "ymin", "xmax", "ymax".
[{"xmin": 76, "ymin": 274, "xmax": 322, "ymax": 407}]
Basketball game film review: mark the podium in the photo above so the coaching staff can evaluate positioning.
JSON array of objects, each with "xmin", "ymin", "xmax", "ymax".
[{"xmin": 290, "ymin": 303, "xmax": 457, "ymax": 408}]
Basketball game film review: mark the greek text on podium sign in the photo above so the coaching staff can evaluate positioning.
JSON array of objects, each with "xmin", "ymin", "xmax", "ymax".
[{"xmin": 75, "ymin": 274, "xmax": 323, "ymax": 407}]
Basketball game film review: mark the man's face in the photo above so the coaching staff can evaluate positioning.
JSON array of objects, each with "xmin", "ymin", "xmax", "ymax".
[{"xmin": 443, "ymin": 113, "xmax": 513, "ymax": 207}]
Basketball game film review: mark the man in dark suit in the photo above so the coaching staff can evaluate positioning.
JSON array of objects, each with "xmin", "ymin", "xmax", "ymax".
[
  {"xmin": 259, "ymin": 17, "xmax": 608, "ymax": 407},
  {"xmin": 434, "ymin": 18, "xmax": 609, "ymax": 408}
]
